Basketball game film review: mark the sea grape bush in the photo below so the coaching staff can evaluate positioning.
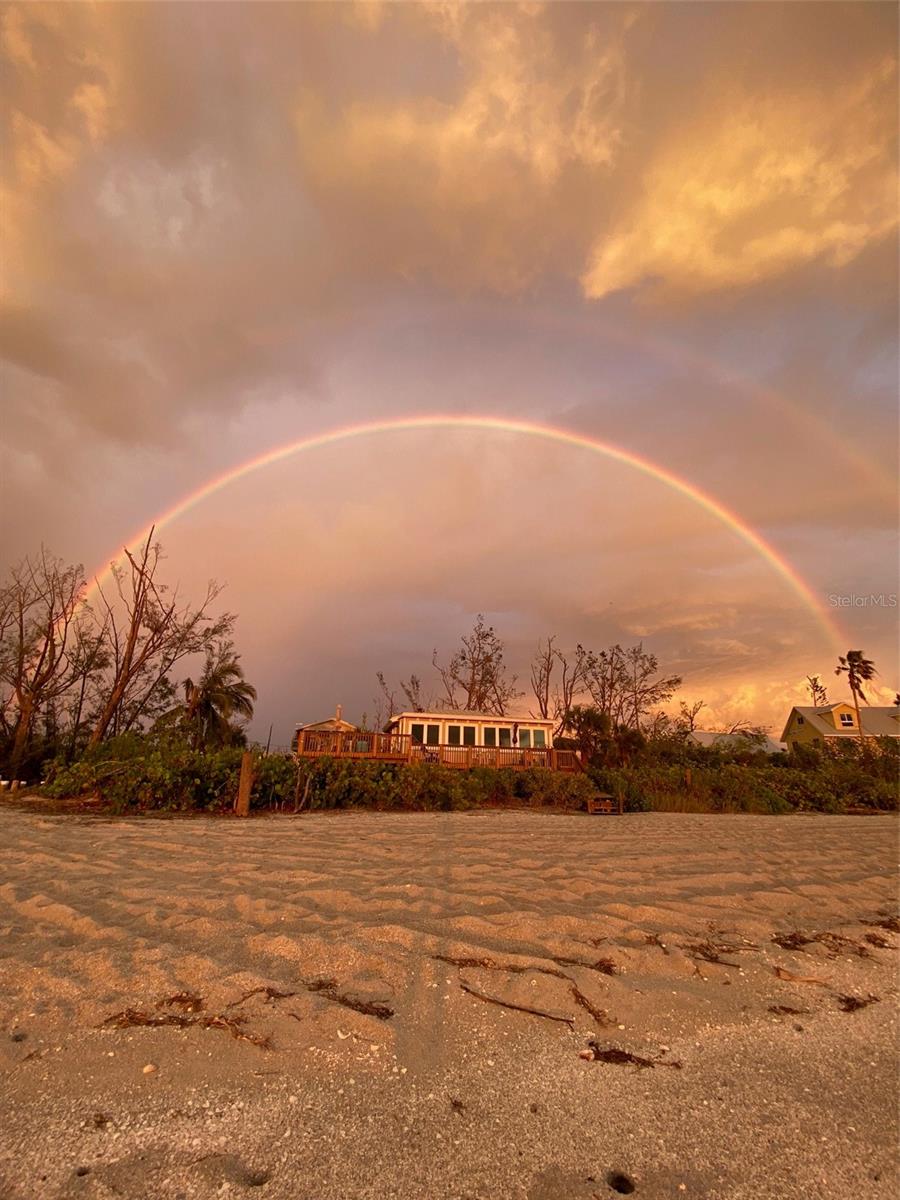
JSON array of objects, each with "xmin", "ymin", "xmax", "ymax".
[
  {"xmin": 39, "ymin": 731, "xmax": 897, "ymax": 814},
  {"xmin": 41, "ymin": 738, "xmax": 596, "ymax": 814},
  {"xmin": 591, "ymin": 745, "xmax": 898, "ymax": 814}
]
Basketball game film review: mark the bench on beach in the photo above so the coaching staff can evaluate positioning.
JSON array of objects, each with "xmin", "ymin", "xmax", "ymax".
[{"xmin": 586, "ymin": 792, "xmax": 624, "ymax": 815}]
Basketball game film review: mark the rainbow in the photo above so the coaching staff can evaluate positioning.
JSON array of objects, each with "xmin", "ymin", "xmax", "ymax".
[
  {"xmin": 86, "ymin": 414, "xmax": 844, "ymax": 649},
  {"xmin": 411, "ymin": 299, "xmax": 897, "ymax": 504}
]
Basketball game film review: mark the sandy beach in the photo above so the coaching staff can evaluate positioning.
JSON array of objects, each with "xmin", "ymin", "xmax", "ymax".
[{"xmin": 0, "ymin": 807, "xmax": 896, "ymax": 1200}]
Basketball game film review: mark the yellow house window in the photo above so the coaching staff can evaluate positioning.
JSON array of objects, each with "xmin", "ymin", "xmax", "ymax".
[{"xmin": 839, "ymin": 713, "xmax": 854, "ymax": 727}]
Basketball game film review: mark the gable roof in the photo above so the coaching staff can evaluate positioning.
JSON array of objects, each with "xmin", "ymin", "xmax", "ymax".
[
  {"xmin": 781, "ymin": 705, "xmax": 900, "ymax": 741},
  {"xmin": 296, "ymin": 704, "xmax": 357, "ymax": 734},
  {"xmin": 297, "ymin": 717, "xmax": 357, "ymax": 733}
]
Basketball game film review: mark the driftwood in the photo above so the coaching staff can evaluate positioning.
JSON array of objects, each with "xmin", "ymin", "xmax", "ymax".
[
  {"xmin": 294, "ymin": 772, "xmax": 311, "ymax": 814},
  {"xmin": 457, "ymin": 980, "xmax": 575, "ymax": 1027},
  {"xmin": 773, "ymin": 966, "xmax": 829, "ymax": 986}
]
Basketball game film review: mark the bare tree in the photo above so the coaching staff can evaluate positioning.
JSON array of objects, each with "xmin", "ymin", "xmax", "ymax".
[
  {"xmin": 0, "ymin": 551, "xmax": 97, "ymax": 775},
  {"xmin": 623, "ymin": 643, "xmax": 681, "ymax": 732},
  {"xmin": 581, "ymin": 643, "xmax": 679, "ymax": 730},
  {"xmin": 529, "ymin": 637, "xmax": 592, "ymax": 735},
  {"xmin": 88, "ymin": 529, "xmax": 231, "ymax": 748},
  {"xmin": 676, "ymin": 699, "xmax": 707, "ymax": 733},
  {"xmin": 529, "ymin": 637, "xmax": 557, "ymax": 720},
  {"xmin": 582, "ymin": 644, "xmax": 628, "ymax": 724},
  {"xmin": 432, "ymin": 615, "xmax": 522, "ymax": 715},
  {"xmin": 375, "ymin": 671, "xmax": 429, "ymax": 728},
  {"xmin": 806, "ymin": 674, "xmax": 828, "ymax": 707}
]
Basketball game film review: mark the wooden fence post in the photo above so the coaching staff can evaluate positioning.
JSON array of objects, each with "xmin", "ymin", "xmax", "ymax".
[{"xmin": 235, "ymin": 750, "xmax": 253, "ymax": 817}]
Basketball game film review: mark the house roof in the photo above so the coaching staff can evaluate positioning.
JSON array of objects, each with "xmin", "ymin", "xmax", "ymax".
[
  {"xmin": 297, "ymin": 718, "xmax": 357, "ymax": 733},
  {"xmin": 781, "ymin": 705, "xmax": 900, "ymax": 742},
  {"xmin": 296, "ymin": 704, "xmax": 357, "ymax": 733},
  {"xmin": 387, "ymin": 710, "xmax": 554, "ymax": 727},
  {"xmin": 688, "ymin": 730, "xmax": 786, "ymax": 755}
]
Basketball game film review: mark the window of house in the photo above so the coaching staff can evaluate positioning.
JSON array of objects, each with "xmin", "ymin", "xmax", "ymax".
[
  {"xmin": 448, "ymin": 725, "xmax": 461, "ymax": 745},
  {"xmin": 839, "ymin": 713, "xmax": 854, "ymax": 727},
  {"xmin": 533, "ymin": 729, "xmax": 547, "ymax": 748},
  {"xmin": 483, "ymin": 728, "xmax": 497, "ymax": 747},
  {"xmin": 426, "ymin": 724, "xmax": 440, "ymax": 745},
  {"xmin": 499, "ymin": 728, "xmax": 511, "ymax": 748},
  {"xmin": 797, "ymin": 716, "xmax": 804, "ymax": 725},
  {"xmin": 463, "ymin": 726, "xmax": 476, "ymax": 746},
  {"xmin": 411, "ymin": 723, "xmax": 425, "ymax": 745},
  {"xmin": 519, "ymin": 729, "xmax": 532, "ymax": 748}
]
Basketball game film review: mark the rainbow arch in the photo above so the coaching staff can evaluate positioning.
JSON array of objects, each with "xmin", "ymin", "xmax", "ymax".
[{"xmin": 87, "ymin": 414, "xmax": 844, "ymax": 649}]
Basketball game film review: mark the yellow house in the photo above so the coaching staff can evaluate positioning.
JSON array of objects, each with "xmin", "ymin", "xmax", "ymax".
[{"xmin": 781, "ymin": 702, "xmax": 900, "ymax": 750}]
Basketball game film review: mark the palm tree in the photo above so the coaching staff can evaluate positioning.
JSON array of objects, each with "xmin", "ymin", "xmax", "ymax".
[
  {"xmin": 183, "ymin": 642, "xmax": 257, "ymax": 749},
  {"xmin": 834, "ymin": 650, "xmax": 876, "ymax": 744}
]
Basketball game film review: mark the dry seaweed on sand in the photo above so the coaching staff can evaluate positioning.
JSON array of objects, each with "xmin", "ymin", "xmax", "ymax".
[
  {"xmin": 553, "ymin": 955, "xmax": 619, "ymax": 976},
  {"xmin": 570, "ymin": 984, "xmax": 613, "ymax": 1026},
  {"xmin": 865, "ymin": 915, "xmax": 900, "ymax": 934},
  {"xmin": 771, "ymin": 930, "xmax": 871, "ymax": 958},
  {"xmin": 226, "ymin": 986, "xmax": 298, "ymax": 1008},
  {"xmin": 682, "ymin": 938, "xmax": 756, "ymax": 968},
  {"xmin": 644, "ymin": 933, "xmax": 671, "ymax": 955},
  {"xmin": 836, "ymin": 993, "xmax": 879, "ymax": 1013},
  {"xmin": 102, "ymin": 1007, "xmax": 272, "ymax": 1049},
  {"xmin": 156, "ymin": 992, "xmax": 204, "ymax": 1012},
  {"xmin": 583, "ymin": 1041, "xmax": 682, "ymax": 1070},
  {"xmin": 303, "ymin": 977, "xmax": 394, "ymax": 1020},
  {"xmin": 768, "ymin": 1004, "xmax": 809, "ymax": 1015},
  {"xmin": 864, "ymin": 931, "xmax": 893, "ymax": 949}
]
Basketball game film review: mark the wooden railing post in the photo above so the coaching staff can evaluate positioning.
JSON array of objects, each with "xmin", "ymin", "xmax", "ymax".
[{"xmin": 235, "ymin": 750, "xmax": 253, "ymax": 817}]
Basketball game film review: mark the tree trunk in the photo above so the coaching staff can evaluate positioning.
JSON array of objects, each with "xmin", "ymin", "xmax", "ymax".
[
  {"xmin": 852, "ymin": 685, "xmax": 864, "ymax": 745},
  {"xmin": 88, "ymin": 679, "xmax": 129, "ymax": 750},
  {"xmin": 9, "ymin": 694, "xmax": 35, "ymax": 778}
]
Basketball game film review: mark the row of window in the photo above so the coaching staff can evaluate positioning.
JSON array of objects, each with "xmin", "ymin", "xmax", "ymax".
[{"xmin": 409, "ymin": 724, "xmax": 547, "ymax": 749}]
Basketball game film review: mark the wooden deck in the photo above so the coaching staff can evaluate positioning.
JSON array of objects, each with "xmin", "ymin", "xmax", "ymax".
[{"xmin": 295, "ymin": 730, "xmax": 582, "ymax": 773}]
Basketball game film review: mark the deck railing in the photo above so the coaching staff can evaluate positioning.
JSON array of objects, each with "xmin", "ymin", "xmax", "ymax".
[
  {"xmin": 295, "ymin": 730, "xmax": 581, "ymax": 773},
  {"xmin": 296, "ymin": 730, "xmax": 412, "ymax": 759}
]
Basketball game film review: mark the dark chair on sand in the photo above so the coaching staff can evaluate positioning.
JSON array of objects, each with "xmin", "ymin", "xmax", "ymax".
[{"xmin": 586, "ymin": 792, "xmax": 624, "ymax": 815}]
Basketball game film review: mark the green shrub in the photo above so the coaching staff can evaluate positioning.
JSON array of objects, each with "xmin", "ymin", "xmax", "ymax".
[{"xmin": 39, "ymin": 730, "xmax": 897, "ymax": 816}]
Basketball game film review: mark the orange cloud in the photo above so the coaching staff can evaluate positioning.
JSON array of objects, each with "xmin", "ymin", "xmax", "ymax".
[
  {"xmin": 295, "ymin": 3, "xmax": 630, "ymax": 289},
  {"xmin": 583, "ymin": 59, "xmax": 898, "ymax": 298}
]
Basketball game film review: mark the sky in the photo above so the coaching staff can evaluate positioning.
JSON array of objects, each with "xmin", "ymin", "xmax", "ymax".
[{"xmin": 1, "ymin": 1, "xmax": 898, "ymax": 742}]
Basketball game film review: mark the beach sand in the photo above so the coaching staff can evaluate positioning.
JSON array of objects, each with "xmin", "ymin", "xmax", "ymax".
[{"xmin": 0, "ymin": 807, "xmax": 896, "ymax": 1200}]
